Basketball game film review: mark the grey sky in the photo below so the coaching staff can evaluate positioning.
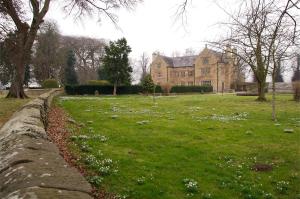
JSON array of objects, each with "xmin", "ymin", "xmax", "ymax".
[
  {"xmin": 46, "ymin": 0, "xmax": 234, "ymax": 59},
  {"xmin": 45, "ymin": 0, "xmax": 297, "ymax": 82}
]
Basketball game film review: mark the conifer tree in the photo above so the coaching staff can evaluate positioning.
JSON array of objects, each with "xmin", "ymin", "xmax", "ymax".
[{"xmin": 64, "ymin": 50, "xmax": 78, "ymax": 85}]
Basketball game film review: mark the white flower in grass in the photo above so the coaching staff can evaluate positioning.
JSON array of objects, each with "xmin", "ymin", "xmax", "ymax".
[
  {"xmin": 136, "ymin": 176, "xmax": 146, "ymax": 185},
  {"xmin": 183, "ymin": 178, "xmax": 198, "ymax": 193}
]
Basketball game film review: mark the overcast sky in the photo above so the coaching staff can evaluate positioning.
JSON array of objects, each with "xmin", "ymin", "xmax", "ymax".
[
  {"xmin": 45, "ymin": 0, "xmax": 297, "ymax": 82},
  {"xmin": 46, "ymin": 0, "xmax": 235, "ymax": 59}
]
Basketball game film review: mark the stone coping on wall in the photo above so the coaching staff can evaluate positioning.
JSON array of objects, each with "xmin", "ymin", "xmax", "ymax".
[{"xmin": 0, "ymin": 89, "xmax": 93, "ymax": 199}]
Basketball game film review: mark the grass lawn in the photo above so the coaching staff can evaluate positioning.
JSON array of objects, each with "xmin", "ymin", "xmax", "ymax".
[
  {"xmin": 0, "ymin": 94, "xmax": 31, "ymax": 128},
  {"xmin": 58, "ymin": 94, "xmax": 300, "ymax": 199}
]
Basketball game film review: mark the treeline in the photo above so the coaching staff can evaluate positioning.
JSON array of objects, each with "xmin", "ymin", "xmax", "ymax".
[{"xmin": 0, "ymin": 21, "xmax": 107, "ymax": 87}]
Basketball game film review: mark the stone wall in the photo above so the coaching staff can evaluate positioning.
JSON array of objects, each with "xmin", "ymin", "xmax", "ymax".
[
  {"xmin": 0, "ymin": 89, "xmax": 51, "ymax": 97},
  {"xmin": 0, "ymin": 89, "xmax": 93, "ymax": 199},
  {"xmin": 268, "ymin": 82, "xmax": 293, "ymax": 93}
]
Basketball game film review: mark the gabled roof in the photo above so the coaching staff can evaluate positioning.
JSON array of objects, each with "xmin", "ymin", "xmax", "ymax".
[
  {"xmin": 203, "ymin": 48, "xmax": 230, "ymax": 64},
  {"xmin": 155, "ymin": 48, "xmax": 231, "ymax": 67},
  {"xmin": 160, "ymin": 55, "xmax": 197, "ymax": 67}
]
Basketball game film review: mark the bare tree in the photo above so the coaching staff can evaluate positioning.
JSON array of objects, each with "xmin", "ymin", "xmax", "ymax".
[
  {"xmin": 269, "ymin": 31, "xmax": 299, "ymax": 120},
  {"xmin": 210, "ymin": 0, "xmax": 300, "ymax": 101},
  {"xmin": 32, "ymin": 21, "xmax": 62, "ymax": 84},
  {"xmin": 138, "ymin": 52, "xmax": 149, "ymax": 81},
  {"xmin": 61, "ymin": 36, "xmax": 106, "ymax": 84},
  {"xmin": 0, "ymin": 0, "xmax": 141, "ymax": 98}
]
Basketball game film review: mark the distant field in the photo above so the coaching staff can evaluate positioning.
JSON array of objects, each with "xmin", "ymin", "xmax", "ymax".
[
  {"xmin": 0, "ymin": 94, "xmax": 30, "ymax": 128},
  {"xmin": 59, "ymin": 94, "xmax": 300, "ymax": 199}
]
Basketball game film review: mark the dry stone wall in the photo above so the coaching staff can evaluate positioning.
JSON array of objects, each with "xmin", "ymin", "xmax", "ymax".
[{"xmin": 0, "ymin": 90, "xmax": 93, "ymax": 199}]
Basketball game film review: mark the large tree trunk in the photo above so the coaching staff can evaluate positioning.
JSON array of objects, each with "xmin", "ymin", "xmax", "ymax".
[
  {"xmin": 7, "ymin": 64, "xmax": 28, "ymax": 98},
  {"xmin": 6, "ymin": 32, "xmax": 28, "ymax": 99},
  {"xmin": 113, "ymin": 82, "xmax": 117, "ymax": 96},
  {"xmin": 256, "ymin": 81, "xmax": 267, "ymax": 101}
]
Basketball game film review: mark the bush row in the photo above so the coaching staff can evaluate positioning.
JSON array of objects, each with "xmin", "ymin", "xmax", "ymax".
[
  {"xmin": 170, "ymin": 86, "xmax": 213, "ymax": 93},
  {"xmin": 65, "ymin": 85, "xmax": 212, "ymax": 95}
]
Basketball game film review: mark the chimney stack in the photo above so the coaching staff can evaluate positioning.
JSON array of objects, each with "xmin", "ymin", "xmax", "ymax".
[{"xmin": 152, "ymin": 52, "xmax": 159, "ymax": 61}]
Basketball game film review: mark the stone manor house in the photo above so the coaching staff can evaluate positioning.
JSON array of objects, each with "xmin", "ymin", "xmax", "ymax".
[{"xmin": 150, "ymin": 46, "xmax": 245, "ymax": 92}]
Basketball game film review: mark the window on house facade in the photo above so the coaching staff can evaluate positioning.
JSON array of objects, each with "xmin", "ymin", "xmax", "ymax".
[
  {"xmin": 157, "ymin": 63, "xmax": 161, "ymax": 68},
  {"xmin": 176, "ymin": 72, "xmax": 179, "ymax": 77},
  {"xmin": 203, "ymin": 57, "xmax": 209, "ymax": 65},
  {"xmin": 181, "ymin": 71, "xmax": 185, "ymax": 77},
  {"xmin": 201, "ymin": 67, "xmax": 210, "ymax": 75},
  {"xmin": 188, "ymin": 71, "xmax": 193, "ymax": 77},
  {"xmin": 188, "ymin": 81, "xmax": 194, "ymax": 86},
  {"xmin": 181, "ymin": 81, "xmax": 185, "ymax": 86},
  {"xmin": 157, "ymin": 73, "xmax": 162, "ymax": 78},
  {"xmin": 201, "ymin": 80, "xmax": 212, "ymax": 86}
]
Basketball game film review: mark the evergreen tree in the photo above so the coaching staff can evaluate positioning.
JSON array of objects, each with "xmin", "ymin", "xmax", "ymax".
[
  {"xmin": 64, "ymin": 50, "xmax": 78, "ymax": 85},
  {"xmin": 102, "ymin": 38, "xmax": 132, "ymax": 95},
  {"xmin": 141, "ymin": 74, "xmax": 154, "ymax": 95},
  {"xmin": 97, "ymin": 65, "xmax": 108, "ymax": 80}
]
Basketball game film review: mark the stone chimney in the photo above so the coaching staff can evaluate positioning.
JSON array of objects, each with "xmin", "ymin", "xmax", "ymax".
[
  {"xmin": 232, "ymin": 48, "xmax": 238, "ymax": 64},
  {"xmin": 152, "ymin": 52, "xmax": 159, "ymax": 61},
  {"xmin": 225, "ymin": 44, "xmax": 232, "ymax": 58}
]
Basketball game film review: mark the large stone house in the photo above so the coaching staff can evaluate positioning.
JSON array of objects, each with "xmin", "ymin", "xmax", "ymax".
[{"xmin": 150, "ymin": 46, "xmax": 244, "ymax": 92}]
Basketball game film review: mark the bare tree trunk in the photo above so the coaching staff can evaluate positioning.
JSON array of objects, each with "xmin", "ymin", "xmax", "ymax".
[
  {"xmin": 6, "ymin": 32, "xmax": 28, "ymax": 99},
  {"xmin": 271, "ymin": 76, "xmax": 276, "ymax": 121},
  {"xmin": 7, "ymin": 64, "xmax": 27, "ymax": 98},
  {"xmin": 257, "ymin": 81, "xmax": 267, "ymax": 101},
  {"xmin": 113, "ymin": 82, "xmax": 117, "ymax": 96}
]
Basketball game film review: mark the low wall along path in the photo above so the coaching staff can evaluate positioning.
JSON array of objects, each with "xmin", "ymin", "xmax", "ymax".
[{"xmin": 0, "ymin": 90, "xmax": 93, "ymax": 199}]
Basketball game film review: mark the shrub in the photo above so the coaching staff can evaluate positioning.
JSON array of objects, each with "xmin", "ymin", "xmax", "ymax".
[
  {"xmin": 171, "ymin": 85, "xmax": 213, "ymax": 93},
  {"xmin": 141, "ymin": 74, "xmax": 155, "ymax": 94},
  {"xmin": 87, "ymin": 80, "xmax": 110, "ymax": 86},
  {"xmin": 42, "ymin": 79, "xmax": 59, "ymax": 88},
  {"xmin": 155, "ymin": 85, "xmax": 162, "ymax": 93}
]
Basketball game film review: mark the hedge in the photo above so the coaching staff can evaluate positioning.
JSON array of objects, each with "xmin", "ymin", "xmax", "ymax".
[
  {"xmin": 65, "ymin": 85, "xmax": 212, "ymax": 95},
  {"xmin": 65, "ymin": 85, "xmax": 147, "ymax": 95},
  {"xmin": 170, "ymin": 86, "xmax": 213, "ymax": 93},
  {"xmin": 42, "ymin": 79, "xmax": 59, "ymax": 88},
  {"xmin": 87, "ymin": 80, "xmax": 110, "ymax": 85}
]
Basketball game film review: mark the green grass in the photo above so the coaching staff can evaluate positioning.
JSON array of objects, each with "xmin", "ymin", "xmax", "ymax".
[
  {"xmin": 58, "ymin": 94, "xmax": 300, "ymax": 199},
  {"xmin": 0, "ymin": 94, "xmax": 30, "ymax": 128}
]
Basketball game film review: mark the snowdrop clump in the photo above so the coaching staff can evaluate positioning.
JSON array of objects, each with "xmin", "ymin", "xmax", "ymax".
[
  {"xmin": 276, "ymin": 181, "xmax": 289, "ymax": 194},
  {"xmin": 87, "ymin": 175, "xmax": 103, "ymax": 188},
  {"xmin": 197, "ymin": 112, "xmax": 249, "ymax": 122},
  {"xmin": 82, "ymin": 154, "xmax": 118, "ymax": 177},
  {"xmin": 136, "ymin": 176, "xmax": 146, "ymax": 185},
  {"xmin": 201, "ymin": 193, "xmax": 213, "ymax": 199},
  {"xmin": 70, "ymin": 135, "xmax": 109, "ymax": 142},
  {"xmin": 183, "ymin": 178, "xmax": 198, "ymax": 193},
  {"xmin": 136, "ymin": 120, "xmax": 150, "ymax": 125}
]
